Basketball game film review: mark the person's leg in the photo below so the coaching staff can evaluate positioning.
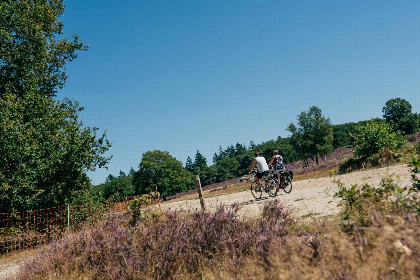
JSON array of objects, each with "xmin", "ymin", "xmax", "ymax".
[
  {"xmin": 256, "ymin": 173, "xmax": 262, "ymax": 191},
  {"xmin": 273, "ymin": 170, "xmax": 280, "ymax": 191}
]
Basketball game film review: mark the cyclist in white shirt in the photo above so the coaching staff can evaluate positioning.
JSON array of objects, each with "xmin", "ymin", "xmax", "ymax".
[{"xmin": 249, "ymin": 152, "xmax": 269, "ymax": 191}]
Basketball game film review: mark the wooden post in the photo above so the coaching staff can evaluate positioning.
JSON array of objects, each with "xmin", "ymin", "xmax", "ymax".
[
  {"xmin": 196, "ymin": 175, "xmax": 206, "ymax": 211},
  {"xmin": 67, "ymin": 204, "xmax": 70, "ymax": 231}
]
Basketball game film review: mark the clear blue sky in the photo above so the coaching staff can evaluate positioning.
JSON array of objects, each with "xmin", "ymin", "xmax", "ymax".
[{"xmin": 58, "ymin": 0, "xmax": 420, "ymax": 185}]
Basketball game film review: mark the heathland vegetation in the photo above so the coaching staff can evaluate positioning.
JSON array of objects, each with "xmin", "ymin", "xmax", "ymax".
[{"xmin": 13, "ymin": 145, "xmax": 420, "ymax": 279}]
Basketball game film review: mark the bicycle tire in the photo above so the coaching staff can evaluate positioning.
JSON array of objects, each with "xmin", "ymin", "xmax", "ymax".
[
  {"xmin": 283, "ymin": 175, "xmax": 292, "ymax": 194},
  {"xmin": 250, "ymin": 181, "xmax": 262, "ymax": 199},
  {"xmin": 267, "ymin": 179, "xmax": 277, "ymax": 197}
]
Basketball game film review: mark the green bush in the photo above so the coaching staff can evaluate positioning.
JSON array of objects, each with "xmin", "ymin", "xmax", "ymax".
[
  {"xmin": 353, "ymin": 120, "xmax": 406, "ymax": 159},
  {"xmin": 338, "ymin": 157, "xmax": 364, "ymax": 174},
  {"xmin": 129, "ymin": 191, "xmax": 160, "ymax": 226}
]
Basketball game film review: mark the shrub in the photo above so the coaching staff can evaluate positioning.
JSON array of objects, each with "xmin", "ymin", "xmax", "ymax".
[
  {"xmin": 338, "ymin": 148, "xmax": 403, "ymax": 174},
  {"xmin": 128, "ymin": 191, "xmax": 160, "ymax": 226},
  {"xmin": 338, "ymin": 157, "xmax": 364, "ymax": 174},
  {"xmin": 353, "ymin": 120, "xmax": 406, "ymax": 159}
]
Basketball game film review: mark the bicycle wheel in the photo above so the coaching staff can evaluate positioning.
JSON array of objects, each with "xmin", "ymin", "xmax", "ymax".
[
  {"xmin": 267, "ymin": 179, "xmax": 277, "ymax": 197},
  {"xmin": 250, "ymin": 181, "xmax": 262, "ymax": 199},
  {"xmin": 283, "ymin": 175, "xmax": 293, "ymax": 194}
]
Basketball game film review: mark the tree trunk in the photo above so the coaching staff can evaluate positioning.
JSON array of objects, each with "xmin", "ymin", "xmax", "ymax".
[{"xmin": 315, "ymin": 155, "xmax": 319, "ymax": 165}]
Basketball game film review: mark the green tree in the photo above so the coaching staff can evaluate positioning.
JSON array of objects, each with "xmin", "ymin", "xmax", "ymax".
[
  {"xmin": 0, "ymin": 1, "xmax": 111, "ymax": 212},
  {"xmin": 353, "ymin": 120, "xmax": 406, "ymax": 159},
  {"xmin": 132, "ymin": 150, "xmax": 194, "ymax": 198},
  {"xmin": 193, "ymin": 150, "xmax": 207, "ymax": 172},
  {"xmin": 215, "ymin": 157, "xmax": 238, "ymax": 182},
  {"xmin": 185, "ymin": 156, "xmax": 194, "ymax": 172},
  {"xmin": 0, "ymin": 96, "xmax": 111, "ymax": 211},
  {"xmin": 101, "ymin": 176, "xmax": 134, "ymax": 200},
  {"xmin": 287, "ymin": 106, "xmax": 333, "ymax": 165},
  {"xmin": 0, "ymin": 0, "xmax": 87, "ymax": 98},
  {"xmin": 198, "ymin": 165, "xmax": 218, "ymax": 186},
  {"xmin": 383, "ymin": 98, "xmax": 418, "ymax": 134}
]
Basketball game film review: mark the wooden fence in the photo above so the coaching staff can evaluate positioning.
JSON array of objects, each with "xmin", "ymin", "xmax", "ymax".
[{"xmin": 0, "ymin": 196, "xmax": 144, "ymax": 255}]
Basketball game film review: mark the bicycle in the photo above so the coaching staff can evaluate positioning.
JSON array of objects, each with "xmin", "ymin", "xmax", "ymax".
[
  {"xmin": 250, "ymin": 168, "xmax": 277, "ymax": 199},
  {"xmin": 266, "ymin": 167, "xmax": 293, "ymax": 195}
]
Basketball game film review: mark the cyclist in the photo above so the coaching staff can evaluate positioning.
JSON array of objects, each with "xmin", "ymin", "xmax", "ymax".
[
  {"xmin": 268, "ymin": 150, "xmax": 284, "ymax": 192},
  {"xmin": 249, "ymin": 152, "xmax": 269, "ymax": 191}
]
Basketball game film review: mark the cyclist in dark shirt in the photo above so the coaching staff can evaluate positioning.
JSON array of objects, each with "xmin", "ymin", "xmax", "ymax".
[{"xmin": 267, "ymin": 150, "xmax": 284, "ymax": 192}]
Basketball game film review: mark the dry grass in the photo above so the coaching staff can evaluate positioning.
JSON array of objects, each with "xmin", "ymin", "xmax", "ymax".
[{"xmin": 0, "ymin": 248, "xmax": 36, "ymax": 265}]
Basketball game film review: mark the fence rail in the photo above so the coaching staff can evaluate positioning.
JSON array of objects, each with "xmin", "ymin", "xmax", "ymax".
[{"xmin": 0, "ymin": 196, "xmax": 144, "ymax": 255}]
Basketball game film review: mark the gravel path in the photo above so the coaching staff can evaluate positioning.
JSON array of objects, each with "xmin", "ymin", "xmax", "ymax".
[
  {"xmin": 0, "ymin": 262, "xmax": 22, "ymax": 280},
  {"xmin": 162, "ymin": 164, "xmax": 413, "ymax": 218}
]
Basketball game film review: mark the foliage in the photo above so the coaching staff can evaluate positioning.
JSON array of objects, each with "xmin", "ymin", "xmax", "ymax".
[
  {"xmin": 132, "ymin": 150, "xmax": 195, "ymax": 198},
  {"xmin": 91, "ymin": 173, "xmax": 135, "ymax": 201},
  {"xmin": 0, "ymin": 0, "xmax": 87, "ymax": 98},
  {"xmin": 337, "ymin": 157, "xmax": 364, "ymax": 174},
  {"xmin": 185, "ymin": 156, "xmax": 193, "ymax": 172},
  {"xmin": 332, "ymin": 119, "xmax": 384, "ymax": 149},
  {"xmin": 193, "ymin": 150, "xmax": 207, "ymax": 172},
  {"xmin": 353, "ymin": 120, "xmax": 406, "ymax": 159},
  {"xmin": 335, "ymin": 148, "xmax": 420, "ymax": 231},
  {"xmin": 128, "ymin": 191, "xmax": 160, "ymax": 226},
  {"xmin": 383, "ymin": 98, "xmax": 419, "ymax": 134},
  {"xmin": 0, "ymin": 0, "xmax": 110, "ymax": 212},
  {"xmin": 0, "ymin": 95, "xmax": 111, "ymax": 212},
  {"xmin": 288, "ymin": 106, "xmax": 333, "ymax": 165}
]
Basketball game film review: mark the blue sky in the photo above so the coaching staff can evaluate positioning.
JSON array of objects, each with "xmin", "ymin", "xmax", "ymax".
[{"xmin": 59, "ymin": 0, "xmax": 420, "ymax": 185}]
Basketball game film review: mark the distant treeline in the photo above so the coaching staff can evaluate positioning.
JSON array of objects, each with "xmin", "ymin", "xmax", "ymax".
[{"xmin": 93, "ymin": 98, "xmax": 420, "ymax": 201}]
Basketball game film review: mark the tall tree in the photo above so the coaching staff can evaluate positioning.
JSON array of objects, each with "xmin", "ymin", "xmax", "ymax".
[
  {"xmin": 383, "ymin": 98, "xmax": 418, "ymax": 134},
  {"xmin": 287, "ymin": 106, "xmax": 333, "ymax": 165},
  {"xmin": 0, "ymin": 96, "xmax": 111, "ymax": 211},
  {"xmin": 185, "ymin": 156, "xmax": 194, "ymax": 172},
  {"xmin": 0, "ymin": 0, "xmax": 111, "ymax": 212},
  {"xmin": 193, "ymin": 150, "xmax": 207, "ymax": 171}
]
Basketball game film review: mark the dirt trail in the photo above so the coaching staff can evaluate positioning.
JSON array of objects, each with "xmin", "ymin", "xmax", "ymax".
[
  {"xmin": 161, "ymin": 164, "xmax": 413, "ymax": 218},
  {"xmin": 0, "ymin": 262, "xmax": 21, "ymax": 280}
]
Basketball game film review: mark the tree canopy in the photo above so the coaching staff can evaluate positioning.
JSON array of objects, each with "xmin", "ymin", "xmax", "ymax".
[
  {"xmin": 383, "ymin": 98, "xmax": 418, "ymax": 135},
  {"xmin": 288, "ymin": 106, "xmax": 333, "ymax": 165},
  {"xmin": 132, "ymin": 150, "xmax": 195, "ymax": 198},
  {"xmin": 0, "ymin": 0, "xmax": 111, "ymax": 212},
  {"xmin": 0, "ymin": 0, "xmax": 87, "ymax": 98}
]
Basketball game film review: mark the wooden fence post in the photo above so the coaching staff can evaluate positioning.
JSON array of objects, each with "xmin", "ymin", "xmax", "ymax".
[
  {"xmin": 67, "ymin": 204, "xmax": 70, "ymax": 231},
  {"xmin": 196, "ymin": 175, "xmax": 206, "ymax": 211}
]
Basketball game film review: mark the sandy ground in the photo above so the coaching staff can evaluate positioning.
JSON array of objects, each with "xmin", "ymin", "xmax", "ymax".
[
  {"xmin": 161, "ymin": 164, "xmax": 413, "ymax": 219},
  {"xmin": 0, "ymin": 262, "xmax": 21, "ymax": 280},
  {"xmin": 0, "ymin": 163, "xmax": 414, "ymax": 279}
]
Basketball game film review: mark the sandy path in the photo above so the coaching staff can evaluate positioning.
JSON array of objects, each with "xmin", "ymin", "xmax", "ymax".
[
  {"xmin": 0, "ymin": 262, "xmax": 22, "ymax": 280},
  {"xmin": 161, "ymin": 164, "xmax": 413, "ymax": 218}
]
